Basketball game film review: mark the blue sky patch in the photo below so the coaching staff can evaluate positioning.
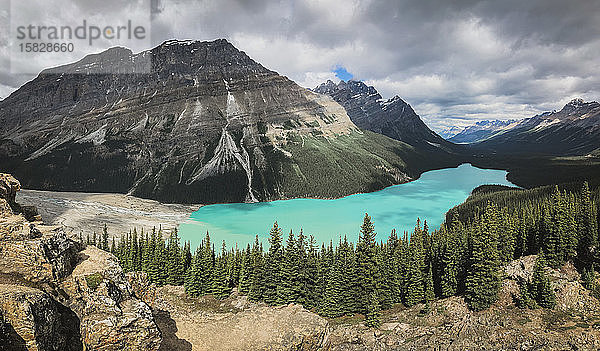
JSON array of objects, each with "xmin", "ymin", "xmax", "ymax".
[{"xmin": 333, "ymin": 66, "xmax": 353, "ymax": 81}]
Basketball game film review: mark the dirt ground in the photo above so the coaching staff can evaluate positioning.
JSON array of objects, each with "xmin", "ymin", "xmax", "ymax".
[{"xmin": 17, "ymin": 189, "xmax": 201, "ymax": 239}]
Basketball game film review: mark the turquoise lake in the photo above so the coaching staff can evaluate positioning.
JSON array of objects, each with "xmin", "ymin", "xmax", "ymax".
[{"xmin": 178, "ymin": 164, "xmax": 513, "ymax": 250}]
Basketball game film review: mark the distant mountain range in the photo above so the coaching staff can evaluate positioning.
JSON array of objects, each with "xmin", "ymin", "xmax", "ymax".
[
  {"xmin": 0, "ymin": 39, "xmax": 459, "ymax": 204},
  {"xmin": 439, "ymin": 98, "xmax": 600, "ymax": 156},
  {"xmin": 473, "ymin": 99, "xmax": 600, "ymax": 155},
  {"xmin": 438, "ymin": 126, "xmax": 463, "ymax": 140},
  {"xmin": 313, "ymin": 80, "xmax": 455, "ymax": 152},
  {"xmin": 446, "ymin": 119, "xmax": 522, "ymax": 144}
]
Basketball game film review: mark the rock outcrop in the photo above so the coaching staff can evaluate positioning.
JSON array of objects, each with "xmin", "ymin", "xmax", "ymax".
[
  {"xmin": 0, "ymin": 174, "xmax": 161, "ymax": 350},
  {"xmin": 0, "ymin": 284, "xmax": 81, "ymax": 351},
  {"xmin": 60, "ymin": 246, "xmax": 161, "ymax": 350}
]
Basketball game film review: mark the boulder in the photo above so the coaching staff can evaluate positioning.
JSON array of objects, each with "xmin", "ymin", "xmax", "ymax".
[
  {"xmin": 0, "ymin": 225, "xmax": 80, "ymax": 290},
  {"xmin": 0, "ymin": 284, "xmax": 82, "ymax": 351},
  {"xmin": 61, "ymin": 246, "xmax": 161, "ymax": 351},
  {"xmin": 504, "ymin": 255, "xmax": 537, "ymax": 282},
  {"xmin": 0, "ymin": 174, "xmax": 20, "ymax": 213},
  {"xmin": 126, "ymin": 271, "xmax": 158, "ymax": 307}
]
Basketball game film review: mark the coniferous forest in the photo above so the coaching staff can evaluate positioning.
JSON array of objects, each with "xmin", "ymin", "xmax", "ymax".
[{"xmin": 90, "ymin": 181, "xmax": 600, "ymax": 326}]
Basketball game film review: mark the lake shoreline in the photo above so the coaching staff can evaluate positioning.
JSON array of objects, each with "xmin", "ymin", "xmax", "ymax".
[
  {"xmin": 180, "ymin": 164, "xmax": 513, "ymax": 250},
  {"xmin": 16, "ymin": 163, "xmax": 511, "ymax": 243}
]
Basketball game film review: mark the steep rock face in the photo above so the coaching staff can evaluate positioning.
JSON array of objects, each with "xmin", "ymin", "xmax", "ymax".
[
  {"xmin": 0, "ymin": 39, "xmax": 428, "ymax": 204},
  {"xmin": 473, "ymin": 99, "xmax": 600, "ymax": 155},
  {"xmin": 0, "ymin": 174, "xmax": 161, "ymax": 350},
  {"xmin": 313, "ymin": 80, "xmax": 454, "ymax": 152},
  {"xmin": 0, "ymin": 174, "xmax": 20, "ymax": 214},
  {"xmin": 0, "ymin": 176, "xmax": 79, "ymax": 290}
]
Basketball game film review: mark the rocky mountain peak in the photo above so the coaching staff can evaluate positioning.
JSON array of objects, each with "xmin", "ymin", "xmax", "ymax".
[
  {"xmin": 566, "ymin": 97, "xmax": 585, "ymax": 107},
  {"xmin": 314, "ymin": 79, "xmax": 453, "ymax": 150},
  {"xmin": 38, "ymin": 39, "xmax": 270, "ymax": 78},
  {"xmin": 314, "ymin": 79, "xmax": 339, "ymax": 94},
  {"xmin": 472, "ymin": 98, "xmax": 600, "ymax": 155},
  {"xmin": 557, "ymin": 98, "xmax": 599, "ymax": 117},
  {"xmin": 315, "ymin": 79, "xmax": 380, "ymax": 100}
]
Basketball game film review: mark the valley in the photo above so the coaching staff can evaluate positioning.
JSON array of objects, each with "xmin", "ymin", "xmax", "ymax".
[{"xmin": 0, "ymin": 26, "xmax": 598, "ymax": 351}]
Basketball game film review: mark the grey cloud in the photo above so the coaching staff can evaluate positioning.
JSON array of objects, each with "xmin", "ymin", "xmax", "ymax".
[{"xmin": 1, "ymin": 0, "xmax": 599, "ymax": 130}]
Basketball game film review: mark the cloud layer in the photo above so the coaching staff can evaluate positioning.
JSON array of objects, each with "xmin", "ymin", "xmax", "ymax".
[{"xmin": 2, "ymin": 0, "xmax": 599, "ymax": 130}]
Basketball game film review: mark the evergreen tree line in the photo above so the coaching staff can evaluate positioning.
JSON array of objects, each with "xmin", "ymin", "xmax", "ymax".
[{"xmin": 91, "ymin": 181, "xmax": 598, "ymax": 324}]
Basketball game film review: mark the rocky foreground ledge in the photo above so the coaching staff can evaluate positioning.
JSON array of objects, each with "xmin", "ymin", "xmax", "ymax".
[
  {"xmin": 0, "ymin": 174, "xmax": 160, "ymax": 350},
  {"xmin": 3, "ymin": 172, "xmax": 600, "ymax": 350}
]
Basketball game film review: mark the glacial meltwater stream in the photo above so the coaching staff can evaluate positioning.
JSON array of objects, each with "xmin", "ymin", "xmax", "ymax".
[{"xmin": 178, "ymin": 164, "xmax": 513, "ymax": 249}]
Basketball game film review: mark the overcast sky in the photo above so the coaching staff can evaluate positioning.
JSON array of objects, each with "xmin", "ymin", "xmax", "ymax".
[{"xmin": 1, "ymin": 0, "xmax": 599, "ymax": 131}]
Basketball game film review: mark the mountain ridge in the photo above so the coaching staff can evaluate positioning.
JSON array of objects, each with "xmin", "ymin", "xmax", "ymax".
[
  {"xmin": 313, "ymin": 79, "xmax": 455, "ymax": 152},
  {"xmin": 472, "ymin": 98, "xmax": 600, "ymax": 155}
]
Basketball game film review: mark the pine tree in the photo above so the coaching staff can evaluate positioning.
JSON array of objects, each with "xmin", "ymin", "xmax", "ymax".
[
  {"xmin": 184, "ymin": 247, "xmax": 203, "ymax": 297},
  {"xmin": 376, "ymin": 244, "xmax": 393, "ymax": 310},
  {"xmin": 320, "ymin": 259, "xmax": 343, "ymax": 317},
  {"xmin": 424, "ymin": 261, "xmax": 435, "ymax": 303},
  {"xmin": 280, "ymin": 230, "xmax": 300, "ymax": 304},
  {"xmin": 238, "ymin": 244, "xmax": 252, "ymax": 294},
  {"xmin": 544, "ymin": 187, "xmax": 566, "ymax": 268},
  {"xmin": 248, "ymin": 235, "xmax": 264, "ymax": 301},
  {"xmin": 582, "ymin": 264, "xmax": 597, "ymax": 291},
  {"xmin": 465, "ymin": 203, "xmax": 501, "ymax": 311},
  {"xmin": 516, "ymin": 280, "xmax": 536, "ymax": 309},
  {"xmin": 182, "ymin": 241, "xmax": 192, "ymax": 272},
  {"xmin": 356, "ymin": 214, "xmax": 378, "ymax": 313},
  {"xmin": 295, "ymin": 229, "xmax": 309, "ymax": 306},
  {"xmin": 364, "ymin": 291, "xmax": 381, "ymax": 328},
  {"xmin": 405, "ymin": 221, "xmax": 425, "ymax": 306},
  {"xmin": 212, "ymin": 241, "xmax": 231, "ymax": 299},
  {"xmin": 166, "ymin": 230, "xmax": 185, "ymax": 285},
  {"xmin": 578, "ymin": 182, "xmax": 598, "ymax": 270},
  {"xmin": 155, "ymin": 239, "xmax": 169, "ymax": 285},
  {"xmin": 304, "ymin": 235, "xmax": 319, "ymax": 309},
  {"xmin": 339, "ymin": 236, "xmax": 359, "ymax": 314},
  {"xmin": 439, "ymin": 222, "xmax": 462, "ymax": 298},
  {"xmin": 146, "ymin": 229, "xmax": 159, "ymax": 281},
  {"xmin": 101, "ymin": 224, "xmax": 109, "ymax": 251},
  {"xmin": 531, "ymin": 255, "xmax": 556, "ymax": 308},
  {"xmin": 264, "ymin": 222, "xmax": 284, "ymax": 305}
]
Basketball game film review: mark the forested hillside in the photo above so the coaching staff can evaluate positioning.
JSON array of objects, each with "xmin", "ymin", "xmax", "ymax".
[{"xmin": 96, "ymin": 181, "xmax": 599, "ymax": 325}]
